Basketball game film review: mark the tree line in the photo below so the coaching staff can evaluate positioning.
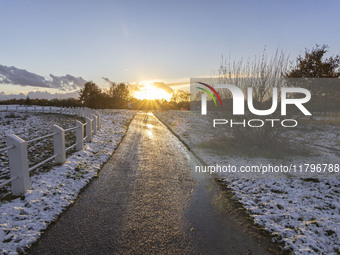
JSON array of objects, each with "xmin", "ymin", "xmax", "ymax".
[
  {"xmin": 79, "ymin": 81, "xmax": 190, "ymax": 110},
  {"xmin": 0, "ymin": 81, "xmax": 190, "ymax": 110}
]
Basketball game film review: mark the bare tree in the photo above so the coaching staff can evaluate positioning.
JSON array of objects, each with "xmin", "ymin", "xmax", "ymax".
[{"xmin": 217, "ymin": 48, "xmax": 292, "ymax": 152}]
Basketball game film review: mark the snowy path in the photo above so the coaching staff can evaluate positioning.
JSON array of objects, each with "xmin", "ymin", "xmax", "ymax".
[{"xmin": 27, "ymin": 112, "xmax": 280, "ymax": 255}]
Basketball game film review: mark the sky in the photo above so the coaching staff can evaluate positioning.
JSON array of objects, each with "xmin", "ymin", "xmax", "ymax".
[{"xmin": 0, "ymin": 0, "xmax": 339, "ymax": 99}]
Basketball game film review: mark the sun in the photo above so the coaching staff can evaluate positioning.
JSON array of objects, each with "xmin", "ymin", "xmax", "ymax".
[{"xmin": 134, "ymin": 82, "xmax": 172, "ymax": 101}]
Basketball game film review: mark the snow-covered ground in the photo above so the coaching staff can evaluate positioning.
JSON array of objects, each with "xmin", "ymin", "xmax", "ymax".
[
  {"xmin": 0, "ymin": 111, "xmax": 85, "ymax": 192},
  {"xmin": 155, "ymin": 110, "xmax": 340, "ymax": 255},
  {"xmin": 0, "ymin": 110, "xmax": 135, "ymax": 254}
]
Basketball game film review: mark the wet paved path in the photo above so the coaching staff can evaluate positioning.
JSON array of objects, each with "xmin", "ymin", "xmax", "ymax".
[{"xmin": 28, "ymin": 112, "xmax": 281, "ymax": 255}]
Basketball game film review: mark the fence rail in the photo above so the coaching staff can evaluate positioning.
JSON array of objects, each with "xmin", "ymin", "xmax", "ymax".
[
  {"xmin": 0, "ymin": 105, "xmax": 101, "ymax": 196},
  {"xmin": 0, "ymin": 145, "xmax": 15, "ymax": 153}
]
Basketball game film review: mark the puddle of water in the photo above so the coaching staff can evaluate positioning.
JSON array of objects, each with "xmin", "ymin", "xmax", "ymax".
[{"xmin": 146, "ymin": 130, "xmax": 153, "ymax": 138}]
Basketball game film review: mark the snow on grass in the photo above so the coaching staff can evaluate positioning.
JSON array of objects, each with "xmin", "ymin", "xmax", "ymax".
[
  {"xmin": 0, "ymin": 111, "xmax": 85, "ymax": 189},
  {"xmin": 155, "ymin": 110, "xmax": 340, "ymax": 255},
  {"xmin": 0, "ymin": 110, "xmax": 135, "ymax": 254}
]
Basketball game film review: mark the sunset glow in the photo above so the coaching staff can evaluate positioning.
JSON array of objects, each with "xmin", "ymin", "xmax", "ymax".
[{"xmin": 134, "ymin": 84, "xmax": 172, "ymax": 101}]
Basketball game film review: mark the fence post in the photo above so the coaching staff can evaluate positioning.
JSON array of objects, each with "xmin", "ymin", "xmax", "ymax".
[
  {"xmin": 52, "ymin": 125, "xmax": 66, "ymax": 164},
  {"xmin": 6, "ymin": 134, "xmax": 31, "ymax": 196},
  {"xmin": 85, "ymin": 117, "xmax": 92, "ymax": 142},
  {"xmin": 91, "ymin": 114, "xmax": 97, "ymax": 135},
  {"xmin": 75, "ymin": 121, "xmax": 84, "ymax": 151},
  {"xmin": 96, "ymin": 112, "xmax": 101, "ymax": 130}
]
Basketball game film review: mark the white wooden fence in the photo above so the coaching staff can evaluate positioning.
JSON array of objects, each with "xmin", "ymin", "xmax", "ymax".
[{"xmin": 0, "ymin": 105, "xmax": 101, "ymax": 196}]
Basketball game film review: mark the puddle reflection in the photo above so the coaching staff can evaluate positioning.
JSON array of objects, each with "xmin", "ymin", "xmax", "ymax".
[
  {"xmin": 146, "ymin": 130, "xmax": 153, "ymax": 138},
  {"xmin": 146, "ymin": 123, "xmax": 154, "ymax": 138}
]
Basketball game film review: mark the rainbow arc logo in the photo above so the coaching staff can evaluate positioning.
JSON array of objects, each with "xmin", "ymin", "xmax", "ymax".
[{"xmin": 196, "ymin": 82, "xmax": 222, "ymax": 106}]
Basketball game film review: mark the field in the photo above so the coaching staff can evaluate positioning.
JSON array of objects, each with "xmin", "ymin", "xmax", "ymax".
[{"xmin": 0, "ymin": 111, "xmax": 86, "ymax": 194}]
